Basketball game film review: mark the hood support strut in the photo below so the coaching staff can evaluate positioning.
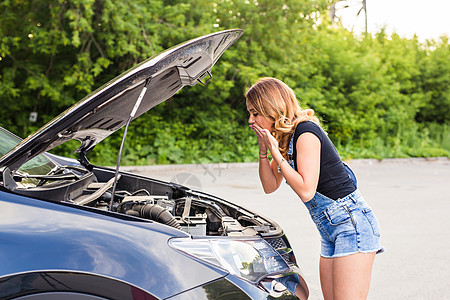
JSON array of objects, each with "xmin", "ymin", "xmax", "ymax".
[
  {"xmin": 109, "ymin": 79, "xmax": 150, "ymax": 211},
  {"xmin": 78, "ymin": 151, "xmax": 93, "ymax": 171}
]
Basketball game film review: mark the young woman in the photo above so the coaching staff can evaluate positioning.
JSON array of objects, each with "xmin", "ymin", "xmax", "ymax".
[{"xmin": 245, "ymin": 77, "xmax": 383, "ymax": 300}]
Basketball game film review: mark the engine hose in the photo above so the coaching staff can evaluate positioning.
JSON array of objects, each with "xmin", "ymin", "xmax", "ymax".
[
  {"xmin": 137, "ymin": 204, "xmax": 182, "ymax": 230},
  {"xmin": 125, "ymin": 210, "xmax": 140, "ymax": 217}
]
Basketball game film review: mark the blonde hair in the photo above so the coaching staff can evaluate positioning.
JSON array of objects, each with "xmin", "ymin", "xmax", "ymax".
[{"xmin": 245, "ymin": 77, "xmax": 320, "ymax": 158}]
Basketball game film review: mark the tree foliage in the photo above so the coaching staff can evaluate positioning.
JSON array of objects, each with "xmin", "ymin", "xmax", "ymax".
[{"xmin": 0, "ymin": 0, "xmax": 448, "ymax": 165}]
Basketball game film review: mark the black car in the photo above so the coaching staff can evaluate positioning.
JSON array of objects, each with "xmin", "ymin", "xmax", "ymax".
[{"xmin": 0, "ymin": 29, "xmax": 307, "ymax": 299}]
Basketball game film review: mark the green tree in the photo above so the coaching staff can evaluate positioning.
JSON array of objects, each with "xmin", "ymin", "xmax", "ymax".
[{"xmin": 1, "ymin": 0, "xmax": 448, "ymax": 165}]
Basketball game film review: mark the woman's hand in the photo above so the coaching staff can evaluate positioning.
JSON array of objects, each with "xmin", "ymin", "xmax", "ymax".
[
  {"xmin": 250, "ymin": 124, "xmax": 279, "ymax": 155},
  {"xmin": 250, "ymin": 123, "xmax": 284, "ymax": 193}
]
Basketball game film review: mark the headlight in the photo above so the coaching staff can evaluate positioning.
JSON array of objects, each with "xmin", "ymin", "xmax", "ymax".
[{"xmin": 169, "ymin": 237, "xmax": 290, "ymax": 282}]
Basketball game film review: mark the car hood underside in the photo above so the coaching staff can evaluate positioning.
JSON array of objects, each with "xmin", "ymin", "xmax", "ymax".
[{"xmin": 0, "ymin": 29, "xmax": 243, "ymax": 172}]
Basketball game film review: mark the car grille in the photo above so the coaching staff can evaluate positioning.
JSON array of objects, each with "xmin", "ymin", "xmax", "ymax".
[
  {"xmin": 266, "ymin": 237, "xmax": 287, "ymax": 249},
  {"xmin": 281, "ymin": 252, "xmax": 293, "ymax": 263},
  {"xmin": 265, "ymin": 236, "xmax": 296, "ymax": 266}
]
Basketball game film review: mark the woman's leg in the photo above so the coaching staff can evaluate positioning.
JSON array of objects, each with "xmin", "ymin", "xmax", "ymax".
[
  {"xmin": 319, "ymin": 256, "xmax": 334, "ymax": 300},
  {"xmin": 332, "ymin": 252, "xmax": 376, "ymax": 300},
  {"xmin": 294, "ymin": 273, "xmax": 310, "ymax": 300}
]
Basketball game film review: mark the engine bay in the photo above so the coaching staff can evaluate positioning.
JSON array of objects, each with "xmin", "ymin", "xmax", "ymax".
[
  {"xmin": 1, "ymin": 164, "xmax": 279, "ymax": 238},
  {"xmin": 78, "ymin": 166, "xmax": 278, "ymax": 238}
]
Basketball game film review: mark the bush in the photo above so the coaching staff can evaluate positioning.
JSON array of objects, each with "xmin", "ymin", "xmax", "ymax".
[{"xmin": 1, "ymin": 0, "xmax": 448, "ymax": 166}]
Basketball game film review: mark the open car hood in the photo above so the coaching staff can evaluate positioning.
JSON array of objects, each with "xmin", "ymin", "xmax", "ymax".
[{"xmin": 0, "ymin": 29, "xmax": 243, "ymax": 171}]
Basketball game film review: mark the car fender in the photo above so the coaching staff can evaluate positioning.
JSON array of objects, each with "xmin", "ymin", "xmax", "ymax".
[{"xmin": 0, "ymin": 191, "xmax": 228, "ymax": 299}]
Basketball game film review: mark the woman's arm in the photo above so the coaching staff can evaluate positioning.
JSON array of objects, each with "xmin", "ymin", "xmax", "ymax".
[
  {"xmin": 258, "ymin": 155, "xmax": 284, "ymax": 193},
  {"xmin": 251, "ymin": 124, "xmax": 284, "ymax": 193},
  {"xmin": 261, "ymin": 128, "xmax": 321, "ymax": 202}
]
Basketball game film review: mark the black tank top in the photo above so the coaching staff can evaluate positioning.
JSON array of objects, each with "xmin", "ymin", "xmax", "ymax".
[{"xmin": 292, "ymin": 121, "xmax": 356, "ymax": 200}]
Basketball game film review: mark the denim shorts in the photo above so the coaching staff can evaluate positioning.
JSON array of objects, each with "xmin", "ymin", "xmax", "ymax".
[{"xmin": 304, "ymin": 189, "xmax": 384, "ymax": 258}]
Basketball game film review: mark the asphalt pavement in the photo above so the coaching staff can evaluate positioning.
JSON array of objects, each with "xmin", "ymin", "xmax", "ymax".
[{"xmin": 123, "ymin": 157, "xmax": 450, "ymax": 300}]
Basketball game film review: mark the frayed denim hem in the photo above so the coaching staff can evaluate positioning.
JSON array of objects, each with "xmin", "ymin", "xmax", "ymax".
[{"xmin": 320, "ymin": 247, "xmax": 385, "ymax": 259}]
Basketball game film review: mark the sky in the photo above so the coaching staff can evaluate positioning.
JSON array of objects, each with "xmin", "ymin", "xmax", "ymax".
[{"xmin": 335, "ymin": 0, "xmax": 450, "ymax": 42}]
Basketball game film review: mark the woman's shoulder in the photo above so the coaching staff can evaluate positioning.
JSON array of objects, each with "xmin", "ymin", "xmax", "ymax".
[
  {"xmin": 296, "ymin": 120, "xmax": 321, "ymax": 129},
  {"xmin": 294, "ymin": 121, "xmax": 323, "ymax": 141}
]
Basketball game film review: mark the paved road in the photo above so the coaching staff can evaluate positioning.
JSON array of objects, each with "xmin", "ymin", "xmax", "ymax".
[{"xmin": 124, "ymin": 158, "xmax": 450, "ymax": 300}]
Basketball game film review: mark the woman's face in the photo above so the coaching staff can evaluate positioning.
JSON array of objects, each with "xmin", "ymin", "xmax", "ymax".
[{"xmin": 246, "ymin": 101, "xmax": 273, "ymax": 131}]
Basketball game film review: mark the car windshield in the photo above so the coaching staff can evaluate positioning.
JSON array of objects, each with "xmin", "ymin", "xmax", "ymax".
[{"xmin": 0, "ymin": 127, "xmax": 56, "ymax": 177}]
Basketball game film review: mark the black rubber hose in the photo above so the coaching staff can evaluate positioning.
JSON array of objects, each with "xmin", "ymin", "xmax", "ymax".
[
  {"xmin": 137, "ymin": 204, "xmax": 182, "ymax": 230},
  {"xmin": 125, "ymin": 210, "xmax": 140, "ymax": 217}
]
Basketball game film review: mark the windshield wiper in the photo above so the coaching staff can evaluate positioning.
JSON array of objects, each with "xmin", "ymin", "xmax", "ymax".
[{"xmin": 16, "ymin": 173, "xmax": 80, "ymax": 181}]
